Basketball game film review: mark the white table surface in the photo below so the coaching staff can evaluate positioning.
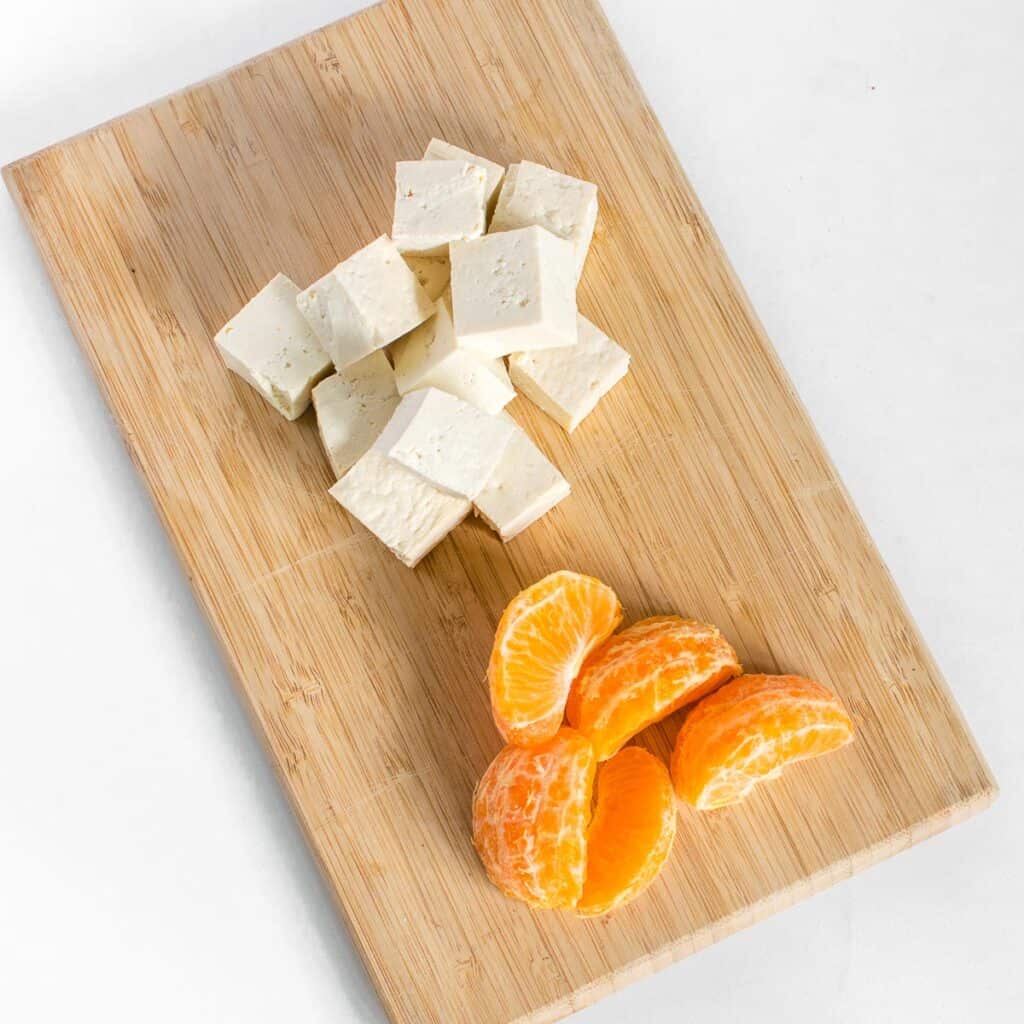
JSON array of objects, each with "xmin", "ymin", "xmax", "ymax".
[{"xmin": 1, "ymin": 1, "xmax": 1020, "ymax": 1021}]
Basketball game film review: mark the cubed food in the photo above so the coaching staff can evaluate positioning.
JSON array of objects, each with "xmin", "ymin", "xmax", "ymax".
[
  {"xmin": 214, "ymin": 273, "xmax": 331, "ymax": 420},
  {"xmin": 329, "ymin": 449, "xmax": 469, "ymax": 568},
  {"xmin": 450, "ymin": 226, "xmax": 577, "ymax": 358},
  {"xmin": 373, "ymin": 387, "xmax": 516, "ymax": 499},
  {"xmin": 392, "ymin": 160, "xmax": 488, "ymax": 257},
  {"xmin": 296, "ymin": 235, "xmax": 434, "ymax": 370},
  {"xmin": 219, "ymin": 141, "xmax": 625, "ymax": 568},
  {"xmin": 391, "ymin": 293, "xmax": 514, "ymax": 415},
  {"xmin": 474, "ymin": 422, "xmax": 570, "ymax": 541},
  {"xmin": 489, "ymin": 160, "xmax": 598, "ymax": 280},
  {"xmin": 311, "ymin": 351, "xmax": 400, "ymax": 479},
  {"xmin": 403, "ymin": 254, "xmax": 451, "ymax": 301},
  {"xmin": 423, "ymin": 137, "xmax": 506, "ymax": 221},
  {"xmin": 509, "ymin": 314, "xmax": 629, "ymax": 432}
]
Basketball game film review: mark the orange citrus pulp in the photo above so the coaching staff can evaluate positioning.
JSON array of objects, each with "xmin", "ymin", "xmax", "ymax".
[
  {"xmin": 567, "ymin": 615, "xmax": 740, "ymax": 760},
  {"xmin": 671, "ymin": 674, "xmax": 854, "ymax": 810},
  {"xmin": 577, "ymin": 746, "xmax": 676, "ymax": 917},
  {"xmin": 472, "ymin": 728, "xmax": 596, "ymax": 909},
  {"xmin": 489, "ymin": 571, "xmax": 622, "ymax": 746}
]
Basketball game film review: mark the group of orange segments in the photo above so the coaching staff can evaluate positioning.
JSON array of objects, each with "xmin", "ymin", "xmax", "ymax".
[{"xmin": 472, "ymin": 571, "xmax": 855, "ymax": 917}]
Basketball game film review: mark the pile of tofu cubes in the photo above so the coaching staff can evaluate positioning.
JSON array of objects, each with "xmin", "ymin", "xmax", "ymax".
[{"xmin": 214, "ymin": 139, "xmax": 630, "ymax": 567}]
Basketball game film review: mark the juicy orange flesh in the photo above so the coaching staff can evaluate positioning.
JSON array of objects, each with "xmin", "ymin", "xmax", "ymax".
[
  {"xmin": 567, "ymin": 616, "xmax": 741, "ymax": 760},
  {"xmin": 672, "ymin": 674, "xmax": 854, "ymax": 810},
  {"xmin": 489, "ymin": 571, "xmax": 622, "ymax": 745},
  {"xmin": 472, "ymin": 728, "xmax": 596, "ymax": 908},
  {"xmin": 577, "ymin": 746, "xmax": 676, "ymax": 916}
]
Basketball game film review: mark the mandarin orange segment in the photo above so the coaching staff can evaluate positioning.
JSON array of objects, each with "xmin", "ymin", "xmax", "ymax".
[
  {"xmin": 489, "ymin": 571, "xmax": 622, "ymax": 746},
  {"xmin": 566, "ymin": 616, "xmax": 741, "ymax": 760},
  {"xmin": 576, "ymin": 746, "xmax": 676, "ymax": 917},
  {"xmin": 472, "ymin": 728, "xmax": 596, "ymax": 909},
  {"xmin": 671, "ymin": 674, "xmax": 854, "ymax": 810}
]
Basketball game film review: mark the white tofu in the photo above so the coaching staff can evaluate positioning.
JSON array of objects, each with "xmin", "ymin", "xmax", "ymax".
[
  {"xmin": 311, "ymin": 352, "xmax": 400, "ymax": 479},
  {"xmin": 392, "ymin": 160, "xmax": 488, "ymax": 257},
  {"xmin": 450, "ymin": 226, "xmax": 577, "ymax": 358},
  {"xmin": 509, "ymin": 314, "xmax": 630, "ymax": 432},
  {"xmin": 296, "ymin": 236, "xmax": 434, "ymax": 370},
  {"xmin": 390, "ymin": 294, "xmax": 514, "ymax": 415},
  {"xmin": 373, "ymin": 387, "xmax": 515, "ymax": 499},
  {"xmin": 489, "ymin": 161, "xmax": 598, "ymax": 280},
  {"xmin": 329, "ymin": 449, "xmax": 469, "ymax": 568},
  {"xmin": 423, "ymin": 138, "xmax": 506, "ymax": 220},
  {"xmin": 214, "ymin": 273, "xmax": 331, "ymax": 420},
  {"xmin": 474, "ymin": 424, "xmax": 570, "ymax": 541},
  {"xmin": 402, "ymin": 254, "xmax": 450, "ymax": 301}
]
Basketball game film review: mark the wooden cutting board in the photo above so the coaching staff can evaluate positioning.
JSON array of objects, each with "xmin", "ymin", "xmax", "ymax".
[{"xmin": 4, "ymin": 1, "xmax": 996, "ymax": 1021}]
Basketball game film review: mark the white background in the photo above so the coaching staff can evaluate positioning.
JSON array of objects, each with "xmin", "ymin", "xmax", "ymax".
[{"xmin": 1, "ymin": 1, "xmax": 1021, "ymax": 1020}]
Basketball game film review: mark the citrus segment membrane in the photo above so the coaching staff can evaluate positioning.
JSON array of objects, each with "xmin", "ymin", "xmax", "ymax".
[
  {"xmin": 489, "ymin": 571, "xmax": 622, "ymax": 745},
  {"xmin": 672, "ymin": 674, "xmax": 854, "ymax": 810}
]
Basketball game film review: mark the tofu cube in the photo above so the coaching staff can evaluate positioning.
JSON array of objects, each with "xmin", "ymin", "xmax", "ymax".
[
  {"xmin": 311, "ymin": 351, "xmax": 400, "ymax": 479},
  {"xmin": 509, "ymin": 314, "xmax": 630, "ymax": 432},
  {"xmin": 214, "ymin": 273, "xmax": 331, "ymax": 420},
  {"xmin": 489, "ymin": 161, "xmax": 598, "ymax": 280},
  {"xmin": 403, "ymin": 254, "xmax": 450, "ymax": 301},
  {"xmin": 373, "ymin": 387, "xmax": 516, "ymax": 499},
  {"xmin": 391, "ymin": 293, "xmax": 514, "ymax": 415},
  {"xmin": 296, "ymin": 236, "xmax": 434, "ymax": 370},
  {"xmin": 329, "ymin": 449, "xmax": 469, "ymax": 568},
  {"xmin": 423, "ymin": 138, "xmax": 506, "ymax": 221},
  {"xmin": 450, "ymin": 226, "xmax": 577, "ymax": 358},
  {"xmin": 474, "ymin": 423, "xmax": 570, "ymax": 541},
  {"xmin": 392, "ymin": 160, "xmax": 488, "ymax": 257}
]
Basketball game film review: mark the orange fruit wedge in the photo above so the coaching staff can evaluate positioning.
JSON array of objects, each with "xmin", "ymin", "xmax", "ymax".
[
  {"xmin": 576, "ymin": 747, "xmax": 676, "ymax": 917},
  {"xmin": 567, "ymin": 615, "xmax": 741, "ymax": 760},
  {"xmin": 671, "ymin": 674, "xmax": 854, "ymax": 810},
  {"xmin": 489, "ymin": 571, "xmax": 622, "ymax": 746},
  {"xmin": 472, "ymin": 728, "xmax": 596, "ymax": 909}
]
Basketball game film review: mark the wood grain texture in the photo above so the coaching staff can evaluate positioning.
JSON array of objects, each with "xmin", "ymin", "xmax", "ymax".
[{"xmin": 3, "ymin": 1, "xmax": 996, "ymax": 1021}]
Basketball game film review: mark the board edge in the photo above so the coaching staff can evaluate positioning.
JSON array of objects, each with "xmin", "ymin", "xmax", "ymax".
[
  {"xmin": 514, "ymin": 780, "xmax": 998, "ymax": 1024},
  {"xmin": 573, "ymin": 0, "xmax": 1001, "ymax": 806},
  {"xmin": 2, "ymin": 1, "xmax": 1003, "ymax": 1019},
  {"xmin": 2, "ymin": 150, "xmax": 401, "ymax": 1024},
  {"xmin": 0, "ymin": 0, "xmax": 389, "ymax": 181}
]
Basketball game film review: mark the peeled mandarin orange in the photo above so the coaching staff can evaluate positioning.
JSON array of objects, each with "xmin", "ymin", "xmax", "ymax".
[
  {"xmin": 489, "ymin": 571, "xmax": 622, "ymax": 746},
  {"xmin": 566, "ymin": 616, "xmax": 741, "ymax": 760},
  {"xmin": 576, "ymin": 746, "xmax": 676, "ymax": 917},
  {"xmin": 671, "ymin": 674, "xmax": 854, "ymax": 810},
  {"xmin": 472, "ymin": 728, "xmax": 596, "ymax": 909}
]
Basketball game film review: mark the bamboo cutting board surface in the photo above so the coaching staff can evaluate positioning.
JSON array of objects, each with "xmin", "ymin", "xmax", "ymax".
[{"xmin": 4, "ymin": 1, "xmax": 996, "ymax": 1021}]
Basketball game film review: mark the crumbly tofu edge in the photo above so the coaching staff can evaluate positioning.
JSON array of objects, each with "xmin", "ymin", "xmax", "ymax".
[
  {"xmin": 390, "ymin": 296, "xmax": 515, "ymax": 414},
  {"xmin": 449, "ymin": 226, "xmax": 577, "ymax": 358},
  {"xmin": 295, "ymin": 236, "xmax": 435, "ymax": 370},
  {"xmin": 311, "ymin": 352, "xmax": 399, "ymax": 478},
  {"xmin": 508, "ymin": 315, "xmax": 630, "ymax": 432},
  {"xmin": 402, "ymin": 254, "xmax": 451, "ymax": 301},
  {"xmin": 392, "ymin": 160, "xmax": 488, "ymax": 257},
  {"xmin": 423, "ymin": 138, "xmax": 506, "ymax": 220},
  {"xmin": 296, "ymin": 266, "xmax": 378, "ymax": 368},
  {"xmin": 329, "ymin": 449, "xmax": 470, "ymax": 567},
  {"xmin": 412, "ymin": 351, "xmax": 515, "ymax": 415},
  {"xmin": 489, "ymin": 161, "xmax": 598, "ymax": 281},
  {"xmin": 473, "ymin": 426, "xmax": 570, "ymax": 540},
  {"xmin": 373, "ymin": 387, "xmax": 517, "ymax": 499},
  {"xmin": 215, "ymin": 273, "xmax": 332, "ymax": 420}
]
